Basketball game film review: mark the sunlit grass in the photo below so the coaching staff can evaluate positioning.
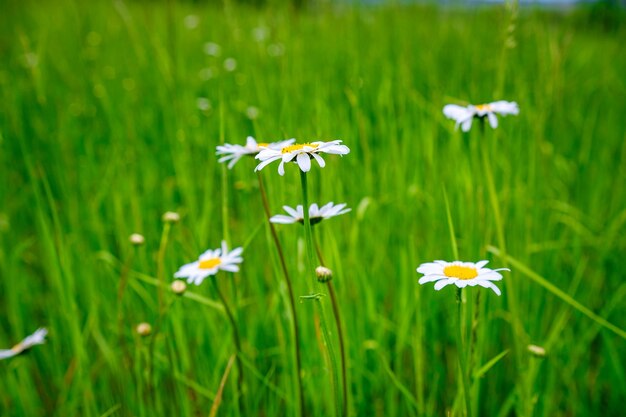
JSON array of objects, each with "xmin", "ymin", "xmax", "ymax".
[{"xmin": 1, "ymin": 1, "xmax": 625, "ymax": 416}]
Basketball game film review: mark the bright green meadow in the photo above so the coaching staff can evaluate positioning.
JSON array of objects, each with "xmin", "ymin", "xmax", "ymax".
[{"xmin": 1, "ymin": 0, "xmax": 625, "ymax": 416}]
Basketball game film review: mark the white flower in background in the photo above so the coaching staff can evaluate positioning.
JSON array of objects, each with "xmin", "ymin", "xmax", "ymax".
[
  {"xmin": 0, "ymin": 328, "xmax": 48, "ymax": 360},
  {"xmin": 252, "ymin": 26, "xmax": 269, "ymax": 42},
  {"xmin": 217, "ymin": 136, "xmax": 295, "ymax": 169},
  {"xmin": 416, "ymin": 260, "xmax": 509, "ymax": 295},
  {"xmin": 196, "ymin": 97, "xmax": 211, "ymax": 111},
  {"xmin": 184, "ymin": 15, "xmax": 199, "ymax": 30},
  {"xmin": 246, "ymin": 106, "xmax": 260, "ymax": 120},
  {"xmin": 443, "ymin": 101, "xmax": 519, "ymax": 132},
  {"xmin": 223, "ymin": 58, "xmax": 237, "ymax": 72},
  {"xmin": 203, "ymin": 42, "xmax": 221, "ymax": 57},
  {"xmin": 270, "ymin": 202, "xmax": 351, "ymax": 225},
  {"xmin": 174, "ymin": 241, "xmax": 243, "ymax": 286},
  {"xmin": 255, "ymin": 140, "xmax": 350, "ymax": 176}
]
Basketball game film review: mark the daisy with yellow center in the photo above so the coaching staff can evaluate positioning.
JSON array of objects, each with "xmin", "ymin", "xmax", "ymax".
[
  {"xmin": 416, "ymin": 260, "xmax": 509, "ymax": 295},
  {"xmin": 174, "ymin": 241, "xmax": 243, "ymax": 285},
  {"xmin": 443, "ymin": 100, "xmax": 519, "ymax": 132},
  {"xmin": 0, "ymin": 328, "xmax": 48, "ymax": 360},
  {"xmin": 255, "ymin": 139, "xmax": 350, "ymax": 176},
  {"xmin": 216, "ymin": 136, "xmax": 295, "ymax": 169}
]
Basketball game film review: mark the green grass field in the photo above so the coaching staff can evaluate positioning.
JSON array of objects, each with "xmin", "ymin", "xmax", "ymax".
[{"xmin": 1, "ymin": 1, "xmax": 625, "ymax": 416}]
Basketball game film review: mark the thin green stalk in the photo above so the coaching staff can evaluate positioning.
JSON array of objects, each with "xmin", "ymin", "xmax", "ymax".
[
  {"xmin": 148, "ymin": 221, "xmax": 172, "ymax": 397},
  {"xmin": 300, "ymin": 171, "xmax": 341, "ymax": 417},
  {"xmin": 313, "ymin": 233, "xmax": 349, "ymax": 417},
  {"xmin": 257, "ymin": 172, "xmax": 306, "ymax": 417},
  {"xmin": 212, "ymin": 277, "xmax": 245, "ymax": 415},
  {"xmin": 456, "ymin": 288, "xmax": 473, "ymax": 417},
  {"xmin": 479, "ymin": 119, "xmax": 528, "ymax": 412}
]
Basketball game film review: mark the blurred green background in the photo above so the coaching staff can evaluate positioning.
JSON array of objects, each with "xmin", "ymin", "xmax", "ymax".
[{"xmin": 1, "ymin": 0, "xmax": 625, "ymax": 416}]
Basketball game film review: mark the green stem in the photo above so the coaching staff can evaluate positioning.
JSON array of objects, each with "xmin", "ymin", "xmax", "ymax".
[
  {"xmin": 212, "ymin": 277, "xmax": 244, "ymax": 414},
  {"xmin": 313, "ymin": 234, "xmax": 349, "ymax": 417},
  {"xmin": 148, "ymin": 221, "xmax": 172, "ymax": 397},
  {"xmin": 456, "ymin": 288, "xmax": 472, "ymax": 417},
  {"xmin": 300, "ymin": 171, "xmax": 340, "ymax": 417},
  {"xmin": 257, "ymin": 172, "xmax": 306, "ymax": 417}
]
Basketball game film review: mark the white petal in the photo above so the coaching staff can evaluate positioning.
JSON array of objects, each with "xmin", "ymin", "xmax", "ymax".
[
  {"xmin": 461, "ymin": 118, "xmax": 473, "ymax": 132},
  {"xmin": 296, "ymin": 153, "xmax": 311, "ymax": 172},
  {"xmin": 220, "ymin": 264, "xmax": 240, "ymax": 273},
  {"xmin": 278, "ymin": 161, "xmax": 286, "ymax": 176},
  {"xmin": 488, "ymin": 112, "xmax": 498, "ymax": 128},
  {"xmin": 418, "ymin": 274, "xmax": 447, "ymax": 284},
  {"xmin": 311, "ymin": 152, "xmax": 326, "ymax": 167},
  {"xmin": 0, "ymin": 350, "xmax": 17, "ymax": 360},
  {"xmin": 476, "ymin": 280, "xmax": 502, "ymax": 295},
  {"xmin": 443, "ymin": 104, "xmax": 473, "ymax": 122},
  {"xmin": 255, "ymin": 155, "xmax": 281, "ymax": 172},
  {"xmin": 475, "ymin": 260, "xmax": 490, "ymax": 269},
  {"xmin": 489, "ymin": 101, "xmax": 519, "ymax": 115},
  {"xmin": 270, "ymin": 215, "xmax": 297, "ymax": 224},
  {"xmin": 434, "ymin": 278, "xmax": 456, "ymax": 291},
  {"xmin": 283, "ymin": 205, "xmax": 301, "ymax": 218}
]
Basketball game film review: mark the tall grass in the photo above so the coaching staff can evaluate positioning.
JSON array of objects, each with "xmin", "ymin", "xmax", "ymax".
[{"xmin": 1, "ymin": 1, "xmax": 625, "ymax": 416}]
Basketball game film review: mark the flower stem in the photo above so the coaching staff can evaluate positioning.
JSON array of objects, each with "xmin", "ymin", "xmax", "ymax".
[
  {"xmin": 300, "ymin": 170, "xmax": 341, "ymax": 417},
  {"xmin": 257, "ymin": 172, "xmax": 306, "ymax": 417},
  {"xmin": 212, "ymin": 277, "xmax": 244, "ymax": 414},
  {"xmin": 456, "ymin": 288, "xmax": 472, "ymax": 417},
  {"xmin": 313, "ymin": 232, "xmax": 349, "ymax": 417}
]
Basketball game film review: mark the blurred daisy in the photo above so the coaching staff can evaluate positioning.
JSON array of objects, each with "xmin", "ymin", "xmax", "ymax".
[
  {"xmin": 223, "ymin": 58, "xmax": 237, "ymax": 72},
  {"xmin": 174, "ymin": 241, "xmax": 243, "ymax": 286},
  {"xmin": 271, "ymin": 202, "xmax": 351, "ymax": 225},
  {"xmin": 443, "ymin": 101, "xmax": 519, "ymax": 132},
  {"xmin": 416, "ymin": 260, "xmax": 509, "ymax": 295},
  {"xmin": 203, "ymin": 42, "xmax": 221, "ymax": 57},
  {"xmin": 255, "ymin": 140, "xmax": 350, "ymax": 176},
  {"xmin": 0, "ymin": 328, "xmax": 48, "ymax": 360},
  {"xmin": 217, "ymin": 136, "xmax": 295, "ymax": 169}
]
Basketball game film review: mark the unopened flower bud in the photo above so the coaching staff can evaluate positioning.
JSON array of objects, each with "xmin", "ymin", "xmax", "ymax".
[
  {"xmin": 315, "ymin": 266, "xmax": 333, "ymax": 283},
  {"xmin": 171, "ymin": 280, "xmax": 187, "ymax": 295},
  {"xmin": 129, "ymin": 233, "xmax": 145, "ymax": 246},
  {"xmin": 136, "ymin": 323, "xmax": 152, "ymax": 337},
  {"xmin": 162, "ymin": 211, "xmax": 180, "ymax": 223},
  {"xmin": 527, "ymin": 344, "xmax": 546, "ymax": 358}
]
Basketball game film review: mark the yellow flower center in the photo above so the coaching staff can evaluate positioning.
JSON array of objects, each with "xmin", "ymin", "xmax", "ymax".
[
  {"xmin": 443, "ymin": 265, "xmax": 478, "ymax": 280},
  {"xmin": 257, "ymin": 142, "xmax": 269, "ymax": 147},
  {"xmin": 281, "ymin": 143, "xmax": 318, "ymax": 154},
  {"xmin": 199, "ymin": 257, "xmax": 221, "ymax": 269},
  {"xmin": 475, "ymin": 104, "xmax": 492, "ymax": 111}
]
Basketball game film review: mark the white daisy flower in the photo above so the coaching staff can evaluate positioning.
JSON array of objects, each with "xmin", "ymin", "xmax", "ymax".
[
  {"xmin": 0, "ymin": 328, "xmax": 48, "ymax": 360},
  {"xmin": 270, "ymin": 202, "xmax": 351, "ymax": 225},
  {"xmin": 216, "ymin": 136, "xmax": 295, "ymax": 169},
  {"xmin": 443, "ymin": 101, "xmax": 519, "ymax": 132},
  {"xmin": 255, "ymin": 140, "xmax": 350, "ymax": 176},
  {"xmin": 174, "ymin": 241, "xmax": 243, "ymax": 286},
  {"xmin": 416, "ymin": 260, "xmax": 509, "ymax": 295}
]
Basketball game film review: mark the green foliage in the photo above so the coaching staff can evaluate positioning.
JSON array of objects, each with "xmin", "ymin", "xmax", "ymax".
[{"xmin": 1, "ymin": 1, "xmax": 625, "ymax": 416}]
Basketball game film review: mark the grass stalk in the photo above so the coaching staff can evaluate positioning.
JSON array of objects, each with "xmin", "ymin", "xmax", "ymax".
[
  {"xmin": 257, "ymin": 172, "xmax": 306, "ymax": 417},
  {"xmin": 313, "ymin": 232, "xmax": 349, "ymax": 417},
  {"xmin": 300, "ymin": 170, "xmax": 341, "ymax": 417},
  {"xmin": 212, "ymin": 277, "xmax": 245, "ymax": 415}
]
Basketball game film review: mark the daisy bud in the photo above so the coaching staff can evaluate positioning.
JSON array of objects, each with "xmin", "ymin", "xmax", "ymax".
[
  {"xmin": 136, "ymin": 323, "xmax": 152, "ymax": 337},
  {"xmin": 162, "ymin": 211, "xmax": 180, "ymax": 223},
  {"xmin": 171, "ymin": 280, "xmax": 187, "ymax": 295},
  {"xmin": 527, "ymin": 344, "xmax": 546, "ymax": 358},
  {"xmin": 315, "ymin": 266, "xmax": 333, "ymax": 283},
  {"xmin": 129, "ymin": 233, "xmax": 145, "ymax": 246}
]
